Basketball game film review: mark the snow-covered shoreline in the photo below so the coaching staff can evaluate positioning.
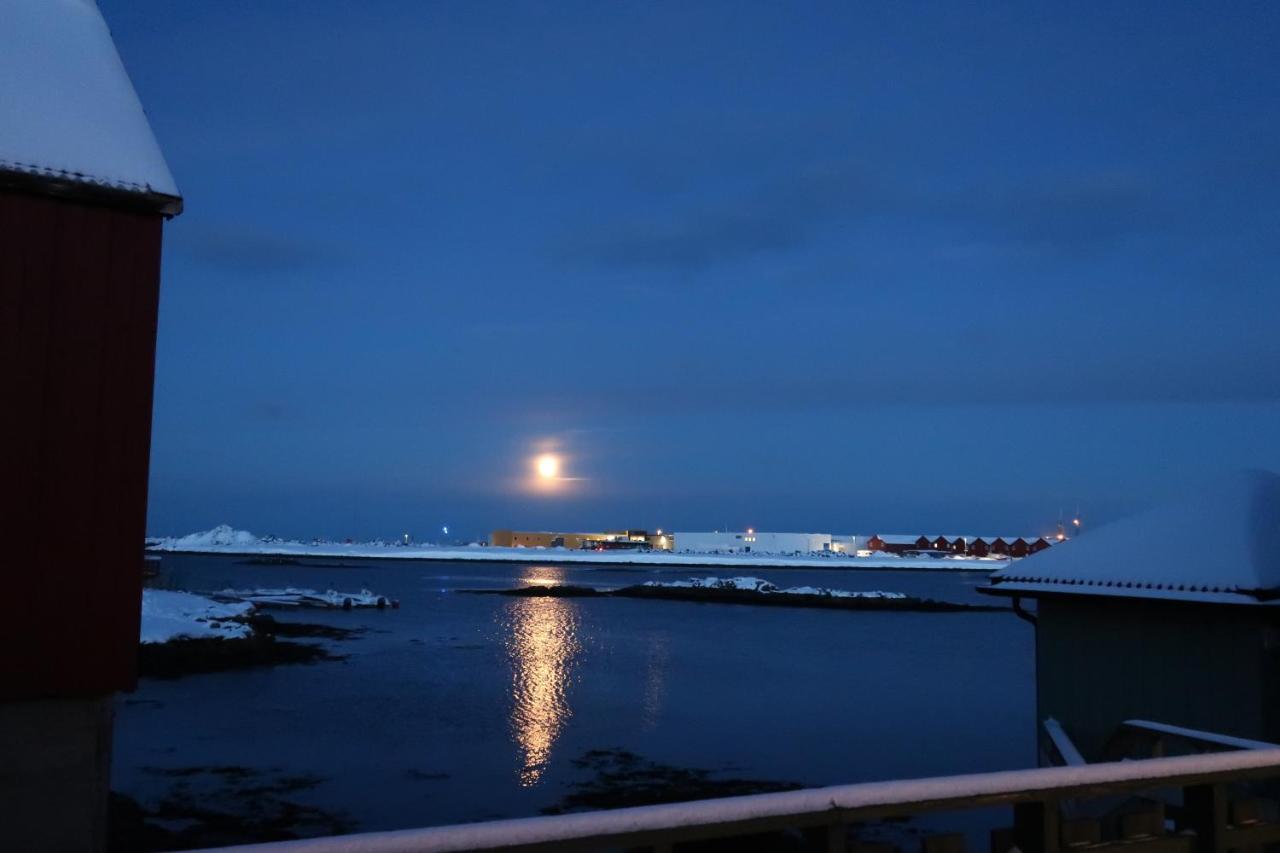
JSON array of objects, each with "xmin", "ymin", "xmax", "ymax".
[
  {"xmin": 641, "ymin": 576, "xmax": 908, "ymax": 598},
  {"xmin": 212, "ymin": 587, "xmax": 395, "ymax": 609},
  {"xmin": 147, "ymin": 525, "xmax": 1006, "ymax": 572},
  {"xmin": 140, "ymin": 589, "xmax": 254, "ymax": 644}
]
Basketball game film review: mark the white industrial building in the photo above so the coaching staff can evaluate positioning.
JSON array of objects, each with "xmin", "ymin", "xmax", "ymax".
[
  {"xmin": 830, "ymin": 534, "xmax": 865, "ymax": 554},
  {"xmin": 674, "ymin": 531, "xmax": 838, "ymax": 555}
]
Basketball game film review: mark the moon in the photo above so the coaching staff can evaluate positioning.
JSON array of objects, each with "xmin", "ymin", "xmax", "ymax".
[{"xmin": 535, "ymin": 453, "xmax": 560, "ymax": 480}]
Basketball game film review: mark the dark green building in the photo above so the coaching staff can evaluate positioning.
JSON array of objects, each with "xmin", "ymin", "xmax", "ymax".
[{"xmin": 982, "ymin": 471, "xmax": 1280, "ymax": 762}]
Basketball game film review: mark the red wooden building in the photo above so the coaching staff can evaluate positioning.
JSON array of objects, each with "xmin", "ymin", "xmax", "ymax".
[
  {"xmin": 866, "ymin": 533, "xmax": 1053, "ymax": 558},
  {"xmin": 1, "ymin": 2, "xmax": 181, "ymax": 849},
  {"xmin": 866, "ymin": 534, "xmax": 926, "ymax": 554}
]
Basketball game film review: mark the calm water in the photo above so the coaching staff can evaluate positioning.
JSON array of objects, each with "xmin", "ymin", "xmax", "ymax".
[{"xmin": 115, "ymin": 555, "xmax": 1035, "ymax": 832}]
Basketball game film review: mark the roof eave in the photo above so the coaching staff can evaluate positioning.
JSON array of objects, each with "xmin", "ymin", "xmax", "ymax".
[
  {"xmin": 979, "ymin": 583, "xmax": 1274, "ymax": 607},
  {"xmin": 0, "ymin": 165, "xmax": 183, "ymax": 217}
]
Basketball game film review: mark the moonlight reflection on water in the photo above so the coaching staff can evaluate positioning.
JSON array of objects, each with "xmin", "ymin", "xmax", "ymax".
[
  {"xmin": 113, "ymin": 556, "xmax": 1033, "ymax": 834},
  {"xmin": 503, "ymin": 587, "xmax": 582, "ymax": 786}
]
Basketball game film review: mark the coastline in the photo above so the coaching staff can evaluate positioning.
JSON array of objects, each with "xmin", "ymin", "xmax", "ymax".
[{"xmin": 145, "ymin": 542, "xmax": 1005, "ymax": 573}]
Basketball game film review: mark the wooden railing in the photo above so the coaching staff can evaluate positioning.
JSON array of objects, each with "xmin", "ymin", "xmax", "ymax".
[
  {"xmin": 1112, "ymin": 720, "xmax": 1280, "ymax": 759},
  {"xmin": 201, "ymin": 750, "xmax": 1280, "ymax": 853},
  {"xmin": 1044, "ymin": 717, "xmax": 1087, "ymax": 767}
]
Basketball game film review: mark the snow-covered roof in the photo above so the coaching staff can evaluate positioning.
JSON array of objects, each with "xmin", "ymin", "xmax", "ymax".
[
  {"xmin": 872, "ymin": 534, "xmax": 1044, "ymax": 544},
  {"xmin": 0, "ymin": 0, "xmax": 181, "ymax": 214},
  {"xmin": 870, "ymin": 534, "xmax": 930, "ymax": 544},
  {"xmin": 984, "ymin": 470, "xmax": 1280, "ymax": 605}
]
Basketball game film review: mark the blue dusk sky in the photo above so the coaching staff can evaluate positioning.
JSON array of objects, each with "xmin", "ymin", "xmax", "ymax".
[{"xmin": 102, "ymin": 1, "xmax": 1280, "ymax": 541}]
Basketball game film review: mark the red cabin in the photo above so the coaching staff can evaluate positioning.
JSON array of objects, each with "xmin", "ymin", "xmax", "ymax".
[
  {"xmin": 1028, "ymin": 537, "xmax": 1052, "ymax": 554},
  {"xmin": 1, "ymin": 3, "xmax": 181, "ymax": 848},
  {"xmin": 867, "ymin": 535, "xmax": 921, "ymax": 554}
]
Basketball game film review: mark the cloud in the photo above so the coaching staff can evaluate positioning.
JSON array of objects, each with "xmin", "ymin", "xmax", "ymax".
[
  {"xmin": 560, "ymin": 161, "xmax": 1164, "ymax": 274},
  {"xmin": 247, "ymin": 399, "xmax": 294, "ymax": 422},
  {"xmin": 957, "ymin": 170, "xmax": 1162, "ymax": 254},
  {"xmin": 560, "ymin": 163, "xmax": 880, "ymax": 272},
  {"xmin": 174, "ymin": 224, "xmax": 345, "ymax": 274}
]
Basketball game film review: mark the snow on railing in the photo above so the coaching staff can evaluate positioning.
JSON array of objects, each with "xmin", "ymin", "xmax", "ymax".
[
  {"xmin": 1043, "ymin": 717, "xmax": 1087, "ymax": 766},
  {"xmin": 199, "ymin": 749, "xmax": 1280, "ymax": 853},
  {"xmin": 1123, "ymin": 719, "xmax": 1280, "ymax": 752}
]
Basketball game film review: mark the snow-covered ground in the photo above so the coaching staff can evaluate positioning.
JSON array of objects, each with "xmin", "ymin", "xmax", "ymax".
[
  {"xmin": 642, "ymin": 576, "xmax": 908, "ymax": 599},
  {"xmin": 148, "ymin": 525, "xmax": 1005, "ymax": 572},
  {"xmin": 140, "ymin": 589, "xmax": 254, "ymax": 644},
  {"xmin": 166, "ymin": 525, "xmax": 262, "ymax": 549}
]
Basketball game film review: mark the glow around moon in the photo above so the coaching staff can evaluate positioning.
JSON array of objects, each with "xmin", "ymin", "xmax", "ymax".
[{"xmin": 521, "ymin": 444, "xmax": 587, "ymax": 495}]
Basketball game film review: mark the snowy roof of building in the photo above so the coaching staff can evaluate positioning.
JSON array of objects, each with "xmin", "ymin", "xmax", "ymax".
[
  {"xmin": 0, "ymin": 0, "xmax": 181, "ymax": 214},
  {"xmin": 872, "ymin": 534, "xmax": 1044, "ymax": 544},
  {"xmin": 983, "ymin": 470, "xmax": 1280, "ymax": 606}
]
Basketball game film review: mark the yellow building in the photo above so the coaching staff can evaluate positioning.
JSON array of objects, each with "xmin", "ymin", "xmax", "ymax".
[{"xmin": 489, "ymin": 529, "xmax": 673, "ymax": 551}]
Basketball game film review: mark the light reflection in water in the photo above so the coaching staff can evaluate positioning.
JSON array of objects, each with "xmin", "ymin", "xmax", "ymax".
[
  {"xmin": 503, "ymin": 567, "xmax": 581, "ymax": 786},
  {"xmin": 519, "ymin": 565, "xmax": 567, "ymax": 587},
  {"xmin": 640, "ymin": 633, "xmax": 670, "ymax": 732}
]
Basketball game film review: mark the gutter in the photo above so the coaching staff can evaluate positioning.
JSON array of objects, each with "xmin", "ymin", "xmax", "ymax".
[{"xmin": 1012, "ymin": 595, "xmax": 1037, "ymax": 626}]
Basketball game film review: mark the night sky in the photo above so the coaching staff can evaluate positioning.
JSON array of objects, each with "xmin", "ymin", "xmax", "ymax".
[{"xmin": 102, "ymin": 2, "xmax": 1280, "ymax": 541}]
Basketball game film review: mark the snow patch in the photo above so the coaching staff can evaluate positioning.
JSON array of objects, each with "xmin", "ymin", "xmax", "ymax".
[
  {"xmin": 642, "ymin": 577, "xmax": 908, "ymax": 599},
  {"xmin": 214, "ymin": 588, "xmax": 390, "ymax": 609},
  {"xmin": 140, "ymin": 589, "xmax": 253, "ymax": 644},
  {"xmin": 169, "ymin": 524, "xmax": 261, "ymax": 549}
]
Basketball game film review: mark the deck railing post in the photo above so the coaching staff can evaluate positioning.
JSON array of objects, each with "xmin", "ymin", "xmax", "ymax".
[
  {"xmin": 1013, "ymin": 798, "xmax": 1061, "ymax": 853},
  {"xmin": 826, "ymin": 821, "xmax": 847, "ymax": 853},
  {"xmin": 1184, "ymin": 783, "xmax": 1227, "ymax": 853}
]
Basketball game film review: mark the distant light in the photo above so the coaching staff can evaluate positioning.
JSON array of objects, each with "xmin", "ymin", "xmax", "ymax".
[
  {"xmin": 1072, "ymin": 518, "xmax": 1081, "ymax": 526},
  {"xmin": 656, "ymin": 528, "xmax": 663, "ymax": 535},
  {"xmin": 747, "ymin": 528, "xmax": 754, "ymax": 535},
  {"xmin": 536, "ymin": 454, "xmax": 560, "ymax": 480},
  {"xmin": 443, "ymin": 526, "xmax": 449, "ymax": 535}
]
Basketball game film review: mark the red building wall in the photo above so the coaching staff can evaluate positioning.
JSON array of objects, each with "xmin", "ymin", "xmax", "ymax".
[{"xmin": 1, "ymin": 190, "xmax": 163, "ymax": 698}]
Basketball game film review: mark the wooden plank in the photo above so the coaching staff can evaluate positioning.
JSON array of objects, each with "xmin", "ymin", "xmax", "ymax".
[
  {"xmin": 1221, "ymin": 823, "xmax": 1280, "ymax": 848},
  {"xmin": 1124, "ymin": 720, "xmax": 1280, "ymax": 752},
  {"xmin": 1074, "ymin": 838, "xmax": 1194, "ymax": 853},
  {"xmin": 1060, "ymin": 817, "xmax": 1101, "ymax": 847},
  {"xmin": 922, "ymin": 832, "xmax": 965, "ymax": 853},
  {"xmin": 1045, "ymin": 718, "xmax": 1088, "ymax": 767},
  {"xmin": 1121, "ymin": 804, "xmax": 1166, "ymax": 840}
]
